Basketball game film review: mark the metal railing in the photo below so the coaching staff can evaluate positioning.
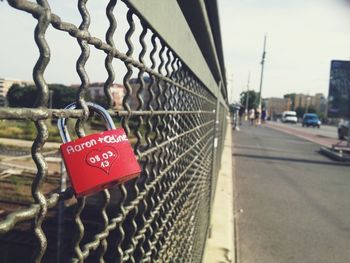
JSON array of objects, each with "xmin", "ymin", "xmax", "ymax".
[{"xmin": 0, "ymin": 0, "xmax": 228, "ymax": 262}]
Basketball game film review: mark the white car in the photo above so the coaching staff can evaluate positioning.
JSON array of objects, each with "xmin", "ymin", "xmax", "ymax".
[{"xmin": 282, "ymin": 111, "xmax": 298, "ymax": 124}]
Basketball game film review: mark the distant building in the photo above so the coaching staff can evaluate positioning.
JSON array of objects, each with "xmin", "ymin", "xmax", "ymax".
[
  {"xmin": 0, "ymin": 78, "xmax": 33, "ymax": 106},
  {"xmin": 88, "ymin": 82, "xmax": 125, "ymax": 110},
  {"xmin": 291, "ymin": 93, "xmax": 326, "ymax": 114},
  {"xmin": 294, "ymin": 93, "xmax": 306, "ymax": 109},
  {"xmin": 313, "ymin": 93, "xmax": 327, "ymax": 114},
  {"xmin": 86, "ymin": 78, "xmax": 158, "ymax": 110},
  {"xmin": 265, "ymin": 97, "xmax": 291, "ymax": 120},
  {"xmin": 127, "ymin": 77, "xmax": 164, "ymax": 110}
]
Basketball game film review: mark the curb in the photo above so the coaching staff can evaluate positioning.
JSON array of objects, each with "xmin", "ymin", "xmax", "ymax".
[
  {"xmin": 203, "ymin": 124, "xmax": 235, "ymax": 263},
  {"xmin": 320, "ymin": 146, "xmax": 350, "ymax": 162}
]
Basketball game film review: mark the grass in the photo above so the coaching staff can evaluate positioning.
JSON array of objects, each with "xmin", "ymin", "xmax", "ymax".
[
  {"xmin": 0, "ymin": 120, "xmax": 35, "ymax": 141},
  {"xmin": 0, "ymin": 120, "xmax": 62, "ymax": 142},
  {"xmin": 0, "ymin": 119, "xmax": 114, "ymax": 143},
  {"xmin": 0, "ymin": 117, "xmax": 154, "ymax": 144},
  {"xmin": 0, "ymin": 175, "xmax": 33, "ymax": 203}
]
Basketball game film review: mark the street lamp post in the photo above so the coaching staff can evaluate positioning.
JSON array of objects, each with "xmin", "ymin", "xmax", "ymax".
[
  {"xmin": 244, "ymin": 72, "xmax": 250, "ymax": 121},
  {"xmin": 257, "ymin": 35, "xmax": 267, "ymax": 125}
]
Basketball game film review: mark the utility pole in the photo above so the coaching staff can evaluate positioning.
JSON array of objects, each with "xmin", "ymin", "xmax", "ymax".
[
  {"xmin": 257, "ymin": 34, "xmax": 267, "ymax": 125},
  {"xmin": 227, "ymin": 73, "xmax": 234, "ymax": 104},
  {"xmin": 244, "ymin": 72, "xmax": 251, "ymax": 121}
]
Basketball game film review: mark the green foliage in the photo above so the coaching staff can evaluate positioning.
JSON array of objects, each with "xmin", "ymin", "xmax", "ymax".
[
  {"xmin": 0, "ymin": 120, "xmax": 62, "ymax": 142},
  {"xmin": 240, "ymin": 90, "xmax": 260, "ymax": 110},
  {"xmin": 92, "ymin": 95, "xmax": 109, "ymax": 109},
  {"xmin": 7, "ymin": 84, "xmax": 38, "ymax": 107},
  {"xmin": 0, "ymin": 120, "xmax": 36, "ymax": 140},
  {"xmin": 7, "ymin": 83, "xmax": 78, "ymax": 108},
  {"xmin": 49, "ymin": 84, "xmax": 77, "ymax": 108},
  {"xmin": 295, "ymin": 106, "xmax": 317, "ymax": 118},
  {"xmin": 318, "ymin": 112, "xmax": 326, "ymax": 122},
  {"xmin": 295, "ymin": 107, "xmax": 304, "ymax": 118},
  {"xmin": 21, "ymin": 121, "xmax": 36, "ymax": 139},
  {"xmin": 229, "ymin": 103, "xmax": 236, "ymax": 113}
]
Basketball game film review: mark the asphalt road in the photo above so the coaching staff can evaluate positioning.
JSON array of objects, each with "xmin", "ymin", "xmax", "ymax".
[
  {"xmin": 233, "ymin": 123, "xmax": 350, "ymax": 263},
  {"xmin": 270, "ymin": 122, "xmax": 338, "ymax": 139}
]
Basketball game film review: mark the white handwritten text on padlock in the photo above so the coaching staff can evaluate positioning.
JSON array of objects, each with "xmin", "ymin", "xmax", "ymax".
[{"xmin": 66, "ymin": 134, "xmax": 128, "ymax": 154}]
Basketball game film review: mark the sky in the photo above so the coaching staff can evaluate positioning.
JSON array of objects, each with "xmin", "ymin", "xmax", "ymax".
[
  {"xmin": 0, "ymin": 1, "xmax": 139, "ymax": 86},
  {"xmin": 1, "ymin": 1, "xmax": 350, "ymax": 103},
  {"xmin": 219, "ymin": 0, "xmax": 350, "ymax": 103}
]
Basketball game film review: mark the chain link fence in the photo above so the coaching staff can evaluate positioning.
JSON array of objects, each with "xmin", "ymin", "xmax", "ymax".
[{"xmin": 0, "ymin": 0, "xmax": 228, "ymax": 262}]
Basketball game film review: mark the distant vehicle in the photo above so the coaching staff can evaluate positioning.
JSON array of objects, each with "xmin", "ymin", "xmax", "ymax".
[
  {"xmin": 302, "ymin": 113, "xmax": 321, "ymax": 128},
  {"xmin": 337, "ymin": 119, "xmax": 349, "ymax": 140},
  {"xmin": 281, "ymin": 111, "xmax": 298, "ymax": 124}
]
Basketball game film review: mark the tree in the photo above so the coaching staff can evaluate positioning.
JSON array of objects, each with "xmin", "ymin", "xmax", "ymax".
[
  {"xmin": 240, "ymin": 90, "xmax": 260, "ymax": 110},
  {"xmin": 7, "ymin": 84, "xmax": 38, "ymax": 108},
  {"xmin": 229, "ymin": 103, "xmax": 235, "ymax": 114},
  {"xmin": 295, "ymin": 106, "xmax": 317, "ymax": 118},
  {"xmin": 49, "ymin": 84, "xmax": 78, "ymax": 109},
  {"xmin": 7, "ymin": 84, "xmax": 78, "ymax": 108}
]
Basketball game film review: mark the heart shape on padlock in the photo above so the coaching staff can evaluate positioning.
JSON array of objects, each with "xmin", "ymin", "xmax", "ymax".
[{"xmin": 85, "ymin": 146, "xmax": 119, "ymax": 174}]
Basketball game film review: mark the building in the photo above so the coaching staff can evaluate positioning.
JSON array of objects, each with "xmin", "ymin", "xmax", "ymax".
[
  {"xmin": 0, "ymin": 78, "xmax": 34, "ymax": 106},
  {"xmin": 87, "ymin": 82, "xmax": 125, "ymax": 110},
  {"xmin": 313, "ymin": 93, "xmax": 327, "ymax": 114},
  {"xmin": 88, "ymin": 78, "xmax": 163, "ymax": 110},
  {"xmin": 292, "ymin": 93, "xmax": 326, "ymax": 114},
  {"xmin": 265, "ymin": 97, "xmax": 291, "ymax": 120},
  {"xmin": 294, "ymin": 93, "xmax": 307, "ymax": 109}
]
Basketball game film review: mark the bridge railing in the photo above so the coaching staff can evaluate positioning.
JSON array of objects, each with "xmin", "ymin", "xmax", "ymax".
[{"xmin": 0, "ymin": 0, "xmax": 228, "ymax": 262}]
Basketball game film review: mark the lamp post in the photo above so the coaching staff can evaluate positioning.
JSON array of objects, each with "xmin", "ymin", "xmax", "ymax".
[
  {"xmin": 244, "ymin": 72, "xmax": 250, "ymax": 121},
  {"xmin": 257, "ymin": 35, "xmax": 267, "ymax": 125}
]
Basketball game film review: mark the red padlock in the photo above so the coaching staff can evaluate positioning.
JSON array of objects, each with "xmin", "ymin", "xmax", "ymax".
[{"xmin": 58, "ymin": 102, "xmax": 141, "ymax": 197}]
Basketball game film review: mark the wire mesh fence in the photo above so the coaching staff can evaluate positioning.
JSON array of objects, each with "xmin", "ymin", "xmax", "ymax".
[{"xmin": 0, "ymin": 0, "xmax": 228, "ymax": 262}]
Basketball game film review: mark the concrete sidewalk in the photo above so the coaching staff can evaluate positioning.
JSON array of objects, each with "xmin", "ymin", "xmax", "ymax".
[{"xmin": 203, "ymin": 124, "xmax": 235, "ymax": 263}]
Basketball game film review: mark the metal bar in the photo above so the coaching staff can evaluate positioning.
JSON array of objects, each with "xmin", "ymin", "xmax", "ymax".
[
  {"xmin": 116, "ymin": 110, "xmax": 215, "ymax": 116},
  {"xmin": 0, "ymin": 108, "xmax": 84, "ymax": 120},
  {"xmin": 0, "ymin": 193, "xmax": 59, "ymax": 235},
  {"xmin": 0, "ymin": 108, "xmax": 214, "ymax": 121},
  {"xmin": 124, "ymin": 0, "xmax": 220, "ymax": 98}
]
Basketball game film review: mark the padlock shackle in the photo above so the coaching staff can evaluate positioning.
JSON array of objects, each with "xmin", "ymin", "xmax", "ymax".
[{"xmin": 58, "ymin": 102, "xmax": 116, "ymax": 144}]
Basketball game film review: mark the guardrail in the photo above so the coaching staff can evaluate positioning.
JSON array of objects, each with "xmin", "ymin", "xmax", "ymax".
[{"xmin": 0, "ymin": 0, "xmax": 228, "ymax": 262}]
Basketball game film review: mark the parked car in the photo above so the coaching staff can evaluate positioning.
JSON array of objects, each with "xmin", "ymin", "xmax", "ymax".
[
  {"xmin": 281, "ymin": 111, "xmax": 298, "ymax": 124},
  {"xmin": 338, "ymin": 119, "xmax": 349, "ymax": 140},
  {"xmin": 302, "ymin": 113, "xmax": 321, "ymax": 128}
]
